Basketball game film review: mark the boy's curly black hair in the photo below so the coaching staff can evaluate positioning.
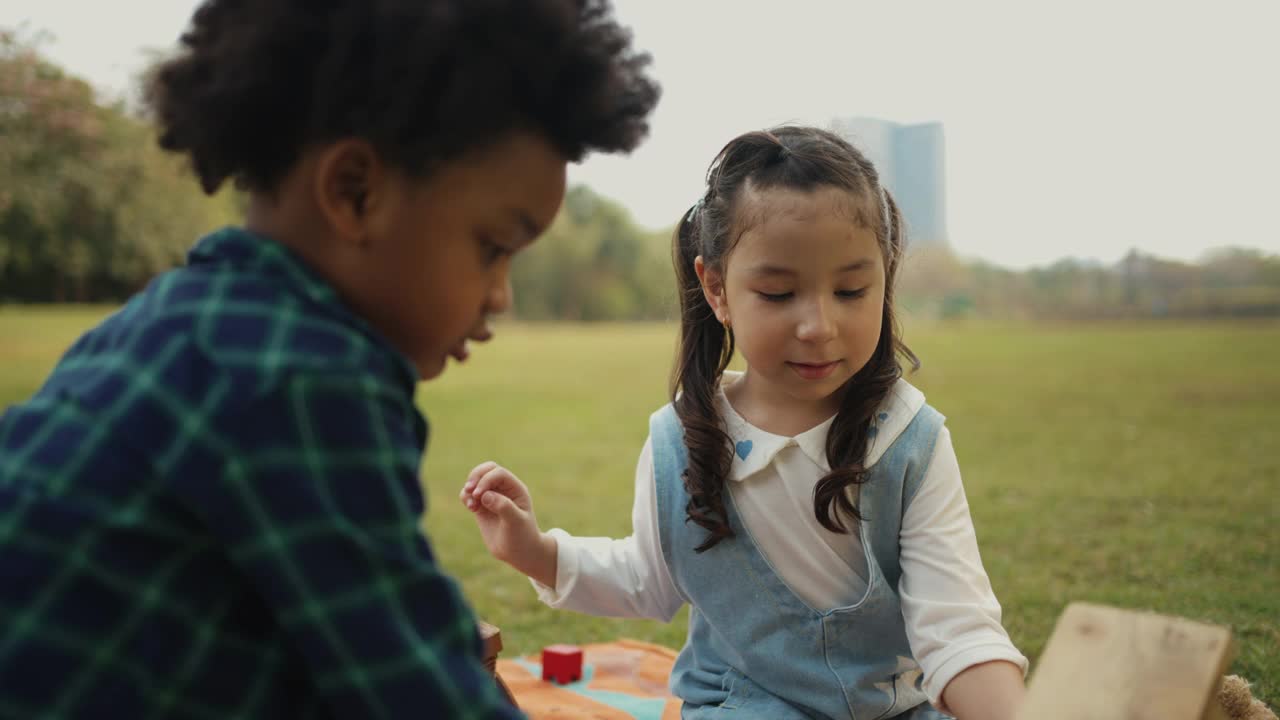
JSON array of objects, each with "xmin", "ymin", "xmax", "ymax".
[{"xmin": 145, "ymin": 0, "xmax": 661, "ymax": 194}]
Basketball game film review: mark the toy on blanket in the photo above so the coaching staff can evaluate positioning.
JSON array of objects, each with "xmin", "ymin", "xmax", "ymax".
[
  {"xmin": 483, "ymin": 606, "xmax": 1275, "ymax": 720},
  {"xmin": 1218, "ymin": 675, "xmax": 1278, "ymax": 720},
  {"xmin": 497, "ymin": 639, "xmax": 682, "ymax": 719},
  {"xmin": 541, "ymin": 644, "xmax": 585, "ymax": 684}
]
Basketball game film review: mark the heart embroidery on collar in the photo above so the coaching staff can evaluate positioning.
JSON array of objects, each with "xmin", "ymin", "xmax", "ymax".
[{"xmin": 735, "ymin": 439, "xmax": 753, "ymax": 460}]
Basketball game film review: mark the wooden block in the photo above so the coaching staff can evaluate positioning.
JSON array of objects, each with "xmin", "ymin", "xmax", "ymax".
[
  {"xmin": 1017, "ymin": 603, "xmax": 1235, "ymax": 720},
  {"xmin": 477, "ymin": 620, "xmax": 503, "ymax": 663}
]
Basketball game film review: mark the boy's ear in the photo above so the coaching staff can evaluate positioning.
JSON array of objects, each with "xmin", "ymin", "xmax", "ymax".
[
  {"xmin": 694, "ymin": 256, "xmax": 730, "ymax": 325},
  {"xmin": 313, "ymin": 139, "xmax": 384, "ymax": 245}
]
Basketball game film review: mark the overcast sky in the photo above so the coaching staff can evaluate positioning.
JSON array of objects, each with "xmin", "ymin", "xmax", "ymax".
[{"xmin": 7, "ymin": 0, "xmax": 1279, "ymax": 268}]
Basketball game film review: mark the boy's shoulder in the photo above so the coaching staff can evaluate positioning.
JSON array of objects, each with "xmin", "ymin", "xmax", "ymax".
[
  {"xmin": 39, "ymin": 238, "xmax": 413, "ymax": 438},
  {"xmin": 1, "ymin": 235, "xmax": 422, "ymax": 501},
  {"xmin": 162, "ymin": 262, "xmax": 394, "ymax": 380},
  {"xmin": 103, "ymin": 265, "xmax": 392, "ymax": 381}
]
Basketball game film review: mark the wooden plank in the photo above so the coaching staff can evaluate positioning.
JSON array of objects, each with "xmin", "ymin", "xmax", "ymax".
[
  {"xmin": 477, "ymin": 620, "xmax": 503, "ymax": 662},
  {"xmin": 1203, "ymin": 696, "xmax": 1230, "ymax": 720},
  {"xmin": 476, "ymin": 620, "xmax": 519, "ymax": 709},
  {"xmin": 1017, "ymin": 602, "xmax": 1235, "ymax": 720}
]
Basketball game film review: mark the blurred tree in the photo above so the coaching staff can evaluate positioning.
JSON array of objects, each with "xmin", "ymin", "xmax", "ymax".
[{"xmin": 0, "ymin": 27, "xmax": 238, "ymax": 302}]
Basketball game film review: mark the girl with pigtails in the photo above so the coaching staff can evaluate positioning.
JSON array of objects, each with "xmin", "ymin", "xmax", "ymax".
[{"xmin": 463, "ymin": 126, "xmax": 1028, "ymax": 720}]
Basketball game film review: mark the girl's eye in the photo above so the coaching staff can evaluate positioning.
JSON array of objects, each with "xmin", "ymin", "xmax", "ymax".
[
  {"xmin": 836, "ymin": 288, "xmax": 868, "ymax": 299},
  {"xmin": 757, "ymin": 291, "xmax": 793, "ymax": 302}
]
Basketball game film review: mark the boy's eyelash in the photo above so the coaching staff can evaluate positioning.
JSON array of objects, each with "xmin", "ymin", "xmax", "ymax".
[
  {"xmin": 757, "ymin": 292, "xmax": 792, "ymax": 302},
  {"xmin": 836, "ymin": 288, "xmax": 868, "ymax": 299},
  {"xmin": 481, "ymin": 237, "xmax": 512, "ymax": 263}
]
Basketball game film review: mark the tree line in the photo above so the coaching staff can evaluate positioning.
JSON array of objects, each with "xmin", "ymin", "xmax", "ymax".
[
  {"xmin": 4, "ymin": 28, "xmax": 1277, "ymax": 321},
  {"xmin": 899, "ymin": 244, "xmax": 1280, "ymax": 320}
]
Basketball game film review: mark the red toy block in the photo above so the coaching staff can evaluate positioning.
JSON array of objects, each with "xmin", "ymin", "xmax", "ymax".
[{"xmin": 541, "ymin": 644, "xmax": 583, "ymax": 684}]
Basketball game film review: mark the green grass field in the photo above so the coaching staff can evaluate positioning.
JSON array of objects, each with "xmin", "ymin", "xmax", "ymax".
[{"xmin": 3, "ymin": 307, "xmax": 1277, "ymax": 706}]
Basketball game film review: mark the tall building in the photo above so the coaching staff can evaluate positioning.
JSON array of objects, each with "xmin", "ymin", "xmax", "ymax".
[{"xmin": 830, "ymin": 117, "xmax": 948, "ymax": 246}]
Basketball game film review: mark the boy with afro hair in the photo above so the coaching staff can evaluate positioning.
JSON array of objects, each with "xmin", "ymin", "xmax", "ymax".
[{"xmin": 0, "ymin": 1, "xmax": 659, "ymax": 717}]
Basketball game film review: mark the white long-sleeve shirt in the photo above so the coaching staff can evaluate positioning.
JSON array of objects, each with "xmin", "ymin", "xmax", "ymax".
[{"xmin": 532, "ymin": 374, "xmax": 1027, "ymax": 709}]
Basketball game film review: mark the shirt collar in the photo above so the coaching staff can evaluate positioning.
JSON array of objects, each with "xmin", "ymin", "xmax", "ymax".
[
  {"xmin": 186, "ymin": 226, "xmax": 420, "ymax": 387},
  {"xmin": 716, "ymin": 371, "xmax": 927, "ymax": 482}
]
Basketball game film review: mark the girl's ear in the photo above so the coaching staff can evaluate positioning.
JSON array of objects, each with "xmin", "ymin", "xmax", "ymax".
[{"xmin": 694, "ymin": 256, "xmax": 730, "ymax": 325}]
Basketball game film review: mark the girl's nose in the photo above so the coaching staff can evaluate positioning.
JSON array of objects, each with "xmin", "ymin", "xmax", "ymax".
[{"xmin": 796, "ymin": 296, "xmax": 837, "ymax": 342}]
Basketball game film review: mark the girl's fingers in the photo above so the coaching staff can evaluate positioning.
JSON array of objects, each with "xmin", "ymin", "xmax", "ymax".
[
  {"xmin": 476, "ymin": 466, "xmax": 519, "ymax": 498},
  {"xmin": 479, "ymin": 489, "xmax": 521, "ymax": 519},
  {"xmin": 461, "ymin": 463, "xmax": 527, "ymax": 519},
  {"xmin": 466, "ymin": 461, "xmax": 500, "ymax": 487},
  {"xmin": 462, "ymin": 461, "xmax": 502, "ymax": 506}
]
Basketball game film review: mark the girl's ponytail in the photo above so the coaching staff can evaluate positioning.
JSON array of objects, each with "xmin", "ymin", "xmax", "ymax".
[{"xmin": 670, "ymin": 201, "xmax": 736, "ymax": 552}]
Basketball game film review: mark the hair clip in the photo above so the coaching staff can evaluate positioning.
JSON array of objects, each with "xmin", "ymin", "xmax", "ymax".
[{"xmin": 879, "ymin": 186, "xmax": 891, "ymax": 239}]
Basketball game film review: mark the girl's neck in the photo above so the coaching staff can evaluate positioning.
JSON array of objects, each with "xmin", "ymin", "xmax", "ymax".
[{"xmin": 723, "ymin": 369, "xmax": 843, "ymax": 437}]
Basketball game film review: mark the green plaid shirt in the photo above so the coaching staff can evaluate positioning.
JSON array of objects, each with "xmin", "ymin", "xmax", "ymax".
[{"xmin": 0, "ymin": 227, "xmax": 522, "ymax": 719}]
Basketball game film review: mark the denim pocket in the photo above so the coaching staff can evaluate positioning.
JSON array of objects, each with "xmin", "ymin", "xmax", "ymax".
[{"xmin": 718, "ymin": 667, "xmax": 747, "ymax": 710}]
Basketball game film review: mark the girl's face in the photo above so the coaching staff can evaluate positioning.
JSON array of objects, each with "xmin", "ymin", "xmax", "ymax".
[{"xmin": 698, "ymin": 186, "xmax": 886, "ymax": 422}]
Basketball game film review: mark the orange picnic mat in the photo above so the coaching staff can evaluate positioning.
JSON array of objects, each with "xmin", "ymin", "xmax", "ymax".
[{"xmin": 495, "ymin": 639, "xmax": 681, "ymax": 720}]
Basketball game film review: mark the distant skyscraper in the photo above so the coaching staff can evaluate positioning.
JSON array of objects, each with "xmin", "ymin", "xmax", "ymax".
[{"xmin": 830, "ymin": 117, "xmax": 948, "ymax": 246}]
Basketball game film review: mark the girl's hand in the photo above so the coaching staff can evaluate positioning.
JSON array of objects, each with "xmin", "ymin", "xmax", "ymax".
[{"xmin": 460, "ymin": 462, "xmax": 557, "ymax": 586}]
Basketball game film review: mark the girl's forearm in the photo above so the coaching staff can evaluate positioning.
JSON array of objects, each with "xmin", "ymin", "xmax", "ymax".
[
  {"xmin": 939, "ymin": 660, "xmax": 1026, "ymax": 720},
  {"xmin": 509, "ymin": 531, "xmax": 559, "ymax": 589}
]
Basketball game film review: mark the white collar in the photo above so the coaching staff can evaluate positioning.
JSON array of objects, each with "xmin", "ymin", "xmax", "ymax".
[{"xmin": 716, "ymin": 371, "xmax": 927, "ymax": 482}]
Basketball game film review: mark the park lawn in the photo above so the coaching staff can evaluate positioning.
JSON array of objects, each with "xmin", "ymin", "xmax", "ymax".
[{"xmin": 2, "ymin": 309, "xmax": 1277, "ymax": 706}]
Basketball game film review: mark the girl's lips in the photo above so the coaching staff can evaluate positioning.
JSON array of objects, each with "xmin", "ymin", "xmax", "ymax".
[{"xmin": 787, "ymin": 360, "xmax": 840, "ymax": 380}]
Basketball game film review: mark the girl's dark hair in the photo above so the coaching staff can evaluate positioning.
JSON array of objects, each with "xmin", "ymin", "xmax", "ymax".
[
  {"xmin": 145, "ymin": 0, "xmax": 660, "ymax": 194},
  {"xmin": 671, "ymin": 125, "xmax": 919, "ymax": 552}
]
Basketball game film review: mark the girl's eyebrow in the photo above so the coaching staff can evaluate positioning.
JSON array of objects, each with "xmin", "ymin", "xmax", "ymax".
[
  {"xmin": 836, "ymin": 259, "xmax": 876, "ymax": 272},
  {"xmin": 747, "ymin": 259, "xmax": 875, "ymax": 277},
  {"xmin": 747, "ymin": 265, "xmax": 796, "ymax": 277}
]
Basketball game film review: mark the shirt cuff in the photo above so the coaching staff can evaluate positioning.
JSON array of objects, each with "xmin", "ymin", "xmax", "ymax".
[
  {"xmin": 925, "ymin": 642, "xmax": 1029, "ymax": 715},
  {"xmin": 529, "ymin": 528, "xmax": 578, "ymax": 608}
]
